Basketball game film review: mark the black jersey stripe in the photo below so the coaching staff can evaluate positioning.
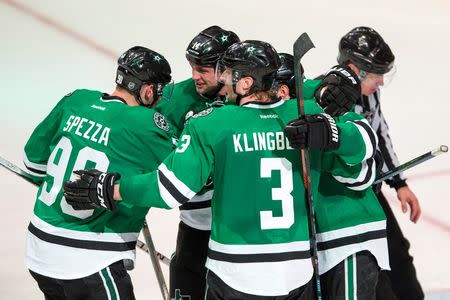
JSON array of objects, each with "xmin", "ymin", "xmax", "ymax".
[
  {"xmin": 353, "ymin": 120, "xmax": 377, "ymax": 159},
  {"xmin": 28, "ymin": 223, "xmax": 136, "ymax": 252},
  {"xmin": 24, "ymin": 165, "xmax": 46, "ymax": 175},
  {"xmin": 344, "ymin": 158, "xmax": 374, "ymax": 188},
  {"xmin": 317, "ymin": 229, "xmax": 386, "ymax": 251},
  {"xmin": 180, "ymin": 200, "xmax": 211, "ymax": 210},
  {"xmin": 158, "ymin": 170, "xmax": 190, "ymax": 205},
  {"xmin": 208, "ymin": 249, "xmax": 311, "ymax": 263}
]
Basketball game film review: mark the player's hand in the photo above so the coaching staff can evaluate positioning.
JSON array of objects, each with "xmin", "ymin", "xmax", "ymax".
[
  {"xmin": 285, "ymin": 114, "xmax": 340, "ymax": 150},
  {"xmin": 396, "ymin": 186, "xmax": 421, "ymax": 223},
  {"xmin": 315, "ymin": 65, "xmax": 361, "ymax": 116},
  {"xmin": 63, "ymin": 169, "xmax": 120, "ymax": 211}
]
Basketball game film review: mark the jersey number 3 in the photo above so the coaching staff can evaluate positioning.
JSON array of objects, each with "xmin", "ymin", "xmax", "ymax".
[{"xmin": 260, "ymin": 157, "xmax": 294, "ymax": 230}]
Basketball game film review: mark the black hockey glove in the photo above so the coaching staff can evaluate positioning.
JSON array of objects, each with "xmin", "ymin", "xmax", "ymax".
[
  {"xmin": 315, "ymin": 65, "xmax": 361, "ymax": 116},
  {"xmin": 285, "ymin": 114, "xmax": 340, "ymax": 150},
  {"xmin": 63, "ymin": 169, "xmax": 120, "ymax": 211}
]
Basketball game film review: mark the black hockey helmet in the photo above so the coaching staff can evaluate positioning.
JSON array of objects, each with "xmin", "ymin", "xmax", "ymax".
[
  {"xmin": 338, "ymin": 26, "xmax": 395, "ymax": 74},
  {"xmin": 116, "ymin": 46, "xmax": 172, "ymax": 103},
  {"xmin": 275, "ymin": 53, "xmax": 296, "ymax": 98},
  {"xmin": 217, "ymin": 40, "xmax": 281, "ymax": 93},
  {"xmin": 186, "ymin": 25, "xmax": 240, "ymax": 66}
]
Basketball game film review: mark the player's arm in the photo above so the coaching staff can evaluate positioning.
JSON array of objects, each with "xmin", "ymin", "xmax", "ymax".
[
  {"xmin": 23, "ymin": 94, "xmax": 69, "ymax": 184},
  {"xmin": 284, "ymin": 107, "xmax": 378, "ymax": 166},
  {"xmin": 63, "ymin": 120, "xmax": 213, "ymax": 210}
]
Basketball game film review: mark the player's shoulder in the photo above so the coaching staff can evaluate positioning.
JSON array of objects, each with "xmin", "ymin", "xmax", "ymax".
[
  {"xmin": 338, "ymin": 111, "xmax": 366, "ymax": 122},
  {"xmin": 129, "ymin": 107, "xmax": 175, "ymax": 135},
  {"xmin": 168, "ymin": 78, "xmax": 197, "ymax": 98},
  {"xmin": 64, "ymin": 89, "xmax": 102, "ymax": 99}
]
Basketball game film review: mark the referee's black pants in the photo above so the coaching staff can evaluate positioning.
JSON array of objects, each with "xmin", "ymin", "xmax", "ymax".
[{"xmin": 375, "ymin": 191, "xmax": 424, "ymax": 300}]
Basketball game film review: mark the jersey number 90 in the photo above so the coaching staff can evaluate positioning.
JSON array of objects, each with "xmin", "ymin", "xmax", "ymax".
[{"xmin": 38, "ymin": 136, "xmax": 109, "ymax": 219}]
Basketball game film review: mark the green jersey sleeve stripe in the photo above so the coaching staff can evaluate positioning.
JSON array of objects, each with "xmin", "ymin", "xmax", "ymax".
[
  {"xmin": 158, "ymin": 170, "xmax": 189, "ymax": 207},
  {"xmin": 180, "ymin": 200, "xmax": 211, "ymax": 210},
  {"xmin": 158, "ymin": 163, "xmax": 196, "ymax": 199},
  {"xmin": 352, "ymin": 119, "xmax": 378, "ymax": 160},
  {"xmin": 333, "ymin": 159, "xmax": 376, "ymax": 191},
  {"xmin": 23, "ymin": 152, "xmax": 47, "ymax": 172}
]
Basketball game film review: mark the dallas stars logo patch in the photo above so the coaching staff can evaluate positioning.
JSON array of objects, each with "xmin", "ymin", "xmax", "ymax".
[{"xmin": 153, "ymin": 112, "xmax": 170, "ymax": 132}]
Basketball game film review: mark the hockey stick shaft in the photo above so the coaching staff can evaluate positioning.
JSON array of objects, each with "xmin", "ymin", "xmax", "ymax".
[
  {"xmin": 374, "ymin": 145, "xmax": 448, "ymax": 185},
  {"xmin": 0, "ymin": 156, "xmax": 171, "ymax": 264},
  {"xmin": 293, "ymin": 33, "xmax": 322, "ymax": 300},
  {"xmin": 142, "ymin": 220, "xmax": 169, "ymax": 300},
  {"xmin": 136, "ymin": 239, "xmax": 171, "ymax": 266}
]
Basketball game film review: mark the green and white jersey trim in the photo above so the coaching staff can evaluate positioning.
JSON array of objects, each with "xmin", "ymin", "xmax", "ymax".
[
  {"xmin": 157, "ymin": 163, "xmax": 196, "ymax": 208},
  {"xmin": 23, "ymin": 151, "xmax": 47, "ymax": 177},
  {"xmin": 206, "ymin": 239, "xmax": 313, "ymax": 296},
  {"xmin": 347, "ymin": 118, "xmax": 378, "ymax": 162},
  {"xmin": 316, "ymin": 220, "xmax": 389, "ymax": 275},
  {"xmin": 26, "ymin": 215, "xmax": 138, "ymax": 279},
  {"xmin": 242, "ymin": 100, "xmax": 286, "ymax": 109},
  {"xmin": 333, "ymin": 158, "xmax": 376, "ymax": 191},
  {"xmin": 179, "ymin": 190, "xmax": 213, "ymax": 230}
]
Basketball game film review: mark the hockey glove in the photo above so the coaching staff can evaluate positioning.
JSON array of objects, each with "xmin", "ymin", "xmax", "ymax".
[
  {"xmin": 315, "ymin": 65, "xmax": 361, "ymax": 116},
  {"xmin": 63, "ymin": 169, "xmax": 120, "ymax": 211},
  {"xmin": 285, "ymin": 114, "xmax": 340, "ymax": 150}
]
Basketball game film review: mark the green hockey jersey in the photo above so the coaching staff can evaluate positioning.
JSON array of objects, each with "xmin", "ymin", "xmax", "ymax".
[
  {"xmin": 119, "ymin": 98, "xmax": 377, "ymax": 296},
  {"xmin": 315, "ymin": 112, "xmax": 389, "ymax": 274},
  {"xmin": 156, "ymin": 77, "xmax": 323, "ymax": 231},
  {"xmin": 23, "ymin": 89, "xmax": 176, "ymax": 279}
]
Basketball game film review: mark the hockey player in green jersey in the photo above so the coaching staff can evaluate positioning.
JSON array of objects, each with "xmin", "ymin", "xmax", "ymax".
[
  {"xmin": 156, "ymin": 25, "xmax": 240, "ymax": 136},
  {"xmin": 23, "ymin": 46, "xmax": 175, "ymax": 300},
  {"xmin": 64, "ymin": 40, "xmax": 381, "ymax": 299},
  {"xmin": 155, "ymin": 25, "xmax": 240, "ymax": 300}
]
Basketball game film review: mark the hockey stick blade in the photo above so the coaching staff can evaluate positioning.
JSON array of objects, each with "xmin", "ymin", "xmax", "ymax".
[
  {"xmin": 293, "ymin": 33, "xmax": 315, "ymax": 116},
  {"xmin": 1, "ymin": 155, "xmax": 171, "ymax": 268},
  {"xmin": 293, "ymin": 33, "xmax": 315, "ymax": 63},
  {"xmin": 374, "ymin": 145, "xmax": 448, "ymax": 185}
]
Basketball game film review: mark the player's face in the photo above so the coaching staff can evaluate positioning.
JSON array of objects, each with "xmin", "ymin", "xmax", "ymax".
[
  {"xmin": 217, "ymin": 67, "xmax": 237, "ymax": 101},
  {"xmin": 190, "ymin": 63, "xmax": 220, "ymax": 94},
  {"xmin": 357, "ymin": 65, "xmax": 396, "ymax": 96}
]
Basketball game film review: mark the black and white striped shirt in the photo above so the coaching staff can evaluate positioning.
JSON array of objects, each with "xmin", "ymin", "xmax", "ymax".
[{"xmin": 354, "ymin": 89, "xmax": 407, "ymax": 190}]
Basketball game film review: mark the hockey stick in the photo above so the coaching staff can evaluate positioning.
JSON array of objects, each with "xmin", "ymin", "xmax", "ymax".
[
  {"xmin": 374, "ymin": 145, "xmax": 448, "ymax": 185},
  {"xmin": 0, "ymin": 156, "xmax": 171, "ymax": 269},
  {"xmin": 142, "ymin": 220, "xmax": 169, "ymax": 300},
  {"xmin": 136, "ymin": 239, "xmax": 171, "ymax": 266},
  {"xmin": 293, "ymin": 33, "xmax": 322, "ymax": 300}
]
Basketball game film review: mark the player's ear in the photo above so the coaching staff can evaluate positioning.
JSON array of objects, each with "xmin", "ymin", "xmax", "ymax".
[{"xmin": 242, "ymin": 77, "xmax": 254, "ymax": 92}]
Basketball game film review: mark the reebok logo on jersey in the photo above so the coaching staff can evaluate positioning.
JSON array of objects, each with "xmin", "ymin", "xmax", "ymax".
[
  {"xmin": 260, "ymin": 114, "xmax": 278, "ymax": 119},
  {"xmin": 91, "ymin": 105, "xmax": 106, "ymax": 111}
]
